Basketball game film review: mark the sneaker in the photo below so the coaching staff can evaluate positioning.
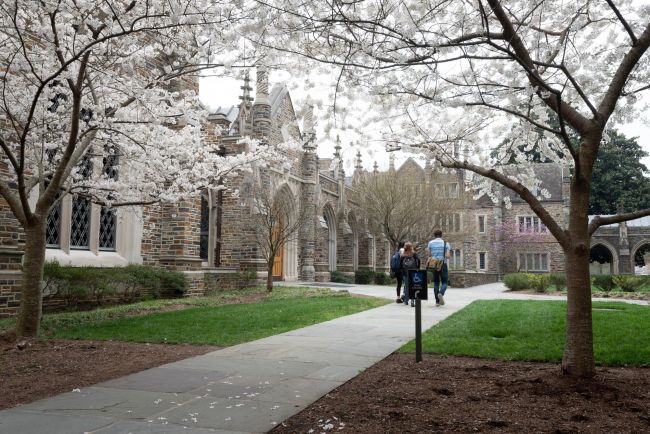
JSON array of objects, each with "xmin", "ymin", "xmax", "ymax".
[
  {"xmin": 438, "ymin": 294, "xmax": 445, "ymax": 306},
  {"xmin": 410, "ymin": 300, "xmax": 415, "ymax": 307},
  {"xmin": 396, "ymin": 298, "xmax": 402, "ymax": 303}
]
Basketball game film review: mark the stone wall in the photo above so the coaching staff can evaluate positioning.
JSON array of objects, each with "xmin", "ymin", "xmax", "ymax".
[{"xmin": 450, "ymin": 271, "xmax": 501, "ymax": 288}]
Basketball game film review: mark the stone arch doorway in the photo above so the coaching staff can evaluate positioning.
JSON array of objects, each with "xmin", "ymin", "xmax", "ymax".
[
  {"xmin": 323, "ymin": 204, "xmax": 337, "ymax": 272},
  {"xmin": 272, "ymin": 184, "xmax": 299, "ymax": 281},
  {"xmin": 589, "ymin": 243, "xmax": 615, "ymax": 275},
  {"xmin": 632, "ymin": 241, "xmax": 650, "ymax": 275},
  {"xmin": 348, "ymin": 212, "xmax": 359, "ymax": 271}
]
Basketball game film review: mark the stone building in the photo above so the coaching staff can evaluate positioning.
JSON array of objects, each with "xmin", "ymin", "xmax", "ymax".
[{"xmin": 1, "ymin": 71, "xmax": 649, "ymax": 316}]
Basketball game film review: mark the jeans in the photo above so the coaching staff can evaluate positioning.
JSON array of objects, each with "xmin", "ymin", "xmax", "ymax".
[
  {"xmin": 432, "ymin": 263, "xmax": 448, "ymax": 303},
  {"xmin": 395, "ymin": 272, "xmax": 404, "ymax": 298},
  {"xmin": 402, "ymin": 276, "xmax": 410, "ymax": 304}
]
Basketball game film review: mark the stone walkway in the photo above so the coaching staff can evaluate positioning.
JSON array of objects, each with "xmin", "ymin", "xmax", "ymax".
[{"xmin": 0, "ymin": 282, "xmax": 645, "ymax": 433}]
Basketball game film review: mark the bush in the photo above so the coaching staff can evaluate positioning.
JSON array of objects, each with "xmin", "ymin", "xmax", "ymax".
[
  {"xmin": 373, "ymin": 272, "xmax": 392, "ymax": 285},
  {"xmin": 354, "ymin": 270, "xmax": 373, "ymax": 284},
  {"xmin": 527, "ymin": 273, "xmax": 550, "ymax": 293},
  {"xmin": 503, "ymin": 273, "xmax": 530, "ymax": 291},
  {"xmin": 613, "ymin": 275, "xmax": 646, "ymax": 292},
  {"xmin": 592, "ymin": 275, "xmax": 614, "ymax": 292},
  {"xmin": 330, "ymin": 271, "xmax": 354, "ymax": 284},
  {"xmin": 549, "ymin": 273, "xmax": 566, "ymax": 291},
  {"xmin": 43, "ymin": 261, "xmax": 187, "ymax": 310}
]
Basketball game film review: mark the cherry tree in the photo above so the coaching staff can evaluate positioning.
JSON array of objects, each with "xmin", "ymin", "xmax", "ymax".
[
  {"xmin": 252, "ymin": 0, "xmax": 650, "ymax": 377},
  {"xmin": 0, "ymin": 0, "xmax": 279, "ymax": 336}
]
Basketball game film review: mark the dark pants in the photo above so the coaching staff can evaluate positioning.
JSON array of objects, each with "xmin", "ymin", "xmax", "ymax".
[
  {"xmin": 395, "ymin": 272, "xmax": 404, "ymax": 298},
  {"xmin": 432, "ymin": 264, "xmax": 449, "ymax": 303}
]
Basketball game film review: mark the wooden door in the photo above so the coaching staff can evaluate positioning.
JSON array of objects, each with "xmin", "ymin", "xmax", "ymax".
[{"xmin": 272, "ymin": 218, "xmax": 284, "ymax": 279}]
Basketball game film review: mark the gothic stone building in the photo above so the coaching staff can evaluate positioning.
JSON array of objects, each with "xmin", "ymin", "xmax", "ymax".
[{"xmin": 1, "ymin": 71, "xmax": 649, "ymax": 316}]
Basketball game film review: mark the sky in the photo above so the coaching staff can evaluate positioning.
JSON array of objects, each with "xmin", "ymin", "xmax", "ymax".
[{"xmin": 199, "ymin": 71, "xmax": 650, "ymax": 172}]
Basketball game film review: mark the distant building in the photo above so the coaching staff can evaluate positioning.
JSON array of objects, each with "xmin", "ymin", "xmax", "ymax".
[{"xmin": 1, "ymin": 71, "xmax": 649, "ymax": 316}]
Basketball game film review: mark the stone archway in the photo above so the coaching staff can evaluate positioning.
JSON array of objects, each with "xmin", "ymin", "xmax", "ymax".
[
  {"xmin": 348, "ymin": 211, "xmax": 359, "ymax": 271},
  {"xmin": 272, "ymin": 183, "xmax": 299, "ymax": 281},
  {"xmin": 323, "ymin": 204, "xmax": 337, "ymax": 272},
  {"xmin": 589, "ymin": 242, "xmax": 617, "ymax": 275},
  {"xmin": 631, "ymin": 240, "xmax": 650, "ymax": 275}
]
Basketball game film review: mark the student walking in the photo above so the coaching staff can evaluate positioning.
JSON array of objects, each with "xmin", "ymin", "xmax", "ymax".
[
  {"xmin": 399, "ymin": 242, "xmax": 420, "ymax": 307},
  {"xmin": 390, "ymin": 241, "xmax": 405, "ymax": 303},
  {"xmin": 426, "ymin": 229, "xmax": 451, "ymax": 306}
]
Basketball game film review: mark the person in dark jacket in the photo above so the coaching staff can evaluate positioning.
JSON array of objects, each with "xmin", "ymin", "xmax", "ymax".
[
  {"xmin": 399, "ymin": 241, "xmax": 420, "ymax": 307},
  {"xmin": 392, "ymin": 241, "xmax": 405, "ymax": 303}
]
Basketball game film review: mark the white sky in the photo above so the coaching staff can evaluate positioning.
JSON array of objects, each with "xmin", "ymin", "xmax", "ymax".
[{"xmin": 199, "ymin": 71, "xmax": 650, "ymax": 172}]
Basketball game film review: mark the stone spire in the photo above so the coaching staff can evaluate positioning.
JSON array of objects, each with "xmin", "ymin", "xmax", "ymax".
[
  {"xmin": 355, "ymin": 149, "xmax": 363, "ymax": 171},
  {"xmin": 373, "ymin": 161, "xmax": 378, "ymax": 173},
  {"xmin": 254, "ymin": 66, "xmax": 269, "ymax": 105},
  {"xmin": 388, "ymin": 152, "xmax": 395, "ymax": 172},
  {"xmin": 252, "ymin": 67, "xmax": 271, "ymax": 142},
  {"xmin": 334, "ymin": 135, "xmax": 342, "ymax": 158},
  {"xmin": 239, "ymin": 72, "xmax": 253, "ymax": 106},
  {"xmin": 234, "ymin": 72, "xmax": 254, "ymax": 136},
  {"xmin": 302, "ymin": 99, "xmax": 316, "ymax": 152}
]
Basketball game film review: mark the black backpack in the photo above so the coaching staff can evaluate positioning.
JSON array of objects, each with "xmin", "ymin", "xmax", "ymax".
[{"xmin": 401, "ymin": 254, "xmax": 418, "ymax": 270}]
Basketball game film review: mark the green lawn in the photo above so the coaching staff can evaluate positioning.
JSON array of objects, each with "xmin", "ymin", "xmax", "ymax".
[
  {"xmin": 401, "ymin": 300, "xmax": 650, "ymax": 366},
  {"xmin": 46, "ymin": 290, "xmax": 387, "ymax": 346}
]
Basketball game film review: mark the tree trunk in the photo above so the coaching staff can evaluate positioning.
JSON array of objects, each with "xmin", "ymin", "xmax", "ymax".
[
  {"xmin": 266, "ymin": 262, "xmax": 274, "ymax": 292},
  {"xmin": 561, "ymin": 175, "xmax": 595, "ymax": 378},
  {"xmin": 16, "ymin": 220, "xmax": 47, "ymax": 337}
]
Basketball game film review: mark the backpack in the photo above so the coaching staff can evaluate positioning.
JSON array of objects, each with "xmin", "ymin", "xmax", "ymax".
[
  {"xmin": 390, "ymin": 251, "xmax": 401, "ymax": 274},
  {"xmin": 426, "ymin": 240, "xmax": 447, "ymax": 272},
  {"xmin": 401, "ymin": 254, "xmax": 418, "ymax": 270}
]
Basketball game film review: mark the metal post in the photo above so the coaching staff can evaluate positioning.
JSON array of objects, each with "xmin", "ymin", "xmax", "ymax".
[{"xmin": 415, "ymin": 295, "xmax": 422, "ymax": 362}]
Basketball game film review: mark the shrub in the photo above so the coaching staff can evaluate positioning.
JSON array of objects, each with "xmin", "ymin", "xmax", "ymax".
[
  {"xmin": 330, "ymin": 271, "xmax": 353, "ymax": 284},
  {"xmin": 503, "ymin": 273, "xmax": 530, "ymax": 291},
  {"xmin": 549, "ymin": 274, "xmax": 566, "ymax": 291},
  {"xmin": 613, "ymin": 275, "xmax": 646, "ymax": 292},
  {"xmin": 592, "ymin": 275, "xmax": 614, "ymax": 292},
  {"xmin": 527, "ymin": 273, "xmax": 550, "ymax": 293},
  {"xmin": 42, "ymin": 261, "xmax": 187, "ymax": 310},
  {"xmin": 373, "ymin": 272, "xmax": 391, "ymax": 285},
  {"xmin": 354, "ymin": 270, "xmax": 374, "ymax": 284}
]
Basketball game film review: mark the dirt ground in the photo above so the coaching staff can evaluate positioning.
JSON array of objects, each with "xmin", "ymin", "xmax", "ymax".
[
  {"xmin": 3, "ymin": 340, "xmax": 650, "ymax": 433},
  {"xmin": 0, "ymin": 338, "xmax": 218, "ymax": 410},
  {"xmin": 271, "ymin": 354, "xmax": 650, "ymax": 434}
]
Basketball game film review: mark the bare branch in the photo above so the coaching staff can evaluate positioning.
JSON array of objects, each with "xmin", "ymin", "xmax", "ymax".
[
  {"xmin": 604, "ymin": 0, "xmax": 638, "ymax": 46},
  {"xmin": 588, "ymin": 208, "xmax": 650, "ymax": 236}
]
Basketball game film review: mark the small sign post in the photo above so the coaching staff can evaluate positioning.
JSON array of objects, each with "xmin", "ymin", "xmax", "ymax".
[{"xmin": 408, "ymin": 269, "xmax": 428, "ymax": 362}]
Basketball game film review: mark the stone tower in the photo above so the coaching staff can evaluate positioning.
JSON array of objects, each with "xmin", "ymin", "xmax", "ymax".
[
  {"xmin": 299, "ymin": 102, "xmax": 317, "ymax": 280},
  {"xmin": 252, "ymin": 66, "xmax": 271, "ymax": 142}
]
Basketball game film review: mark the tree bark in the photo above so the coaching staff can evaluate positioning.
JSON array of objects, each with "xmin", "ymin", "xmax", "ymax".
[
  {"xmin": 561, "ymin": 175, "xmax": 595, "ymax": 378},
  {"xmin": 266, "ymin": 262, "xmax": 274, "ymax": 292},
  {"xmin": 16, "ymin": 220, "xmax": 47, "ymax": 337}
]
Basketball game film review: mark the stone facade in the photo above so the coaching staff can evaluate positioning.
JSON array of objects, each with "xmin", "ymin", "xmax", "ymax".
[{"xmin": 1, "ymin": 72, "xmax": 650, "ymax": 315}]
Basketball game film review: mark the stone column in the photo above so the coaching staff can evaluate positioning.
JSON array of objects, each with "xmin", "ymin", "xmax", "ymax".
[
  {"xmin": 299, "ymin": 104, "xmax": 317, "ymax": 281},
  {"xmin": 618, "ymin": 221, "xmax": 631, "ymax": 274}
]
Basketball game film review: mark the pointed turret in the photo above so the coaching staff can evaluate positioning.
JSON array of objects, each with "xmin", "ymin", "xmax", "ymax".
[
  {"xmin": 252, "ymin": 66, "xmax": 271, "ymax": 142},
  {"xmin": 302, "ymin": 99, "xmax": 316, "ymax": 152}
]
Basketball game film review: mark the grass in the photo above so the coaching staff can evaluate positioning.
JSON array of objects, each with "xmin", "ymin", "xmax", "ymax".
[
  {"xmin": 0, "ymin": 286, "xmax": 384, "ymax": 336},
  {"xmin": 3, "ymin": 286, "xmax": 387, "ymax": 345},
  {"xmin": 401, "ymin": 299, "xmax": 650, "ymax": 366}
]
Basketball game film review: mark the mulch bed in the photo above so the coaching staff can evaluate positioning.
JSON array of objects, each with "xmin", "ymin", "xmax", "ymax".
[
  {"xmin": 0, "ymin": 339, "xmax": 218, "ymax": 410},
  {"xmin": 2, "ymin": 340, "xmax": 650, "ymax": 432},
  {"xmin": 271, "ymin": 354, "xmax": 650, "ymax": 434}
]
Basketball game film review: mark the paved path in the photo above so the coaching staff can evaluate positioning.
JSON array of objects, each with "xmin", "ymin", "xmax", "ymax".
[{"xmin": 0, "ymin": 282, "xmax": 645, "ymax": 433}]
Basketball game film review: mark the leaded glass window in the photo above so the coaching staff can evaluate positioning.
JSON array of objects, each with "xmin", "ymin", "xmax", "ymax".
[
  {"xmin": 200, "ymin": 196, "xmax": 209, "ymax": 260},
  {"xmin": 46, "ymin": 201, "xmax": 61, "ymax": 248},
  {"xmin": 70, "ymin": 197, "xmax": 91, "ymax": 249},
  {"xmin": 103, "ymin": 145, "xmax": 119, "ymax": 180},
  {"xmin": 99, "ymin": 207, "xmax": 117, "ymax": 251}
]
